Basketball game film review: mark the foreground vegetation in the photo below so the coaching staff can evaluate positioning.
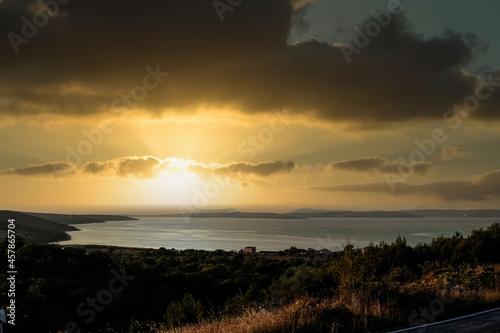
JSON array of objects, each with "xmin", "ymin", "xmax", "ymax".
[{"xmin": 1, "ymin": 223, "xmax": 500, "ymax": 332}]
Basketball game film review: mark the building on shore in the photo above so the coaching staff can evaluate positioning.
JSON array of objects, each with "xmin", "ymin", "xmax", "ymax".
[{"xmin": 244, "ymin": 246, "xmax": 256, "ymax": 254}]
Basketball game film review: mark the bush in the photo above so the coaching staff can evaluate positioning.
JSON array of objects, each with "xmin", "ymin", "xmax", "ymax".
[{"xmin": 164, "ymin": 293, "xmax": 205, "ymax": 328}]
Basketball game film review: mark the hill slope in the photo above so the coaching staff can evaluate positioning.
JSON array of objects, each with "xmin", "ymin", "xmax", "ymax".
[
  {"xmin": 0, "ymin": 210, "xmax": 78, "ymax": 243},
  {"xmin": 26, "ymin": 212, "xmax": 137, "ymax": 224},
  {"xmin": 0, "ymin": 211, "xmax": 137, "ymax": 243},
  {"xmin": 287, "ymin": 210, "xmax": 422, "ymax": 218}
]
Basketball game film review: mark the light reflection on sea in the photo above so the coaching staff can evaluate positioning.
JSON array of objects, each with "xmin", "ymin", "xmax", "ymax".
[{"xmin": 57, "ymin": 217, "xmax": 499, "ymax": 251}]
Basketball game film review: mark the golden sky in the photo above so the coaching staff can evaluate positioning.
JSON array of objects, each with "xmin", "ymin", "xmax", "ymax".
[{"xmin": 1, "ymin": 0, "xmax": 500, "ymax": 213}]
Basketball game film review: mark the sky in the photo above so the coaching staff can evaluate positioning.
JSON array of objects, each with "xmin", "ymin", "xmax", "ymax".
[{"xmin": 1, "ymin": 0, "xmax": 500, "ymax": 213}]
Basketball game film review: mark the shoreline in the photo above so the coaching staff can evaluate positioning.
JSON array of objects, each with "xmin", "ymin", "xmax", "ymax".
[{"xmin": 56, "ymin": 243, "xmax": 338, "ymax": 259}]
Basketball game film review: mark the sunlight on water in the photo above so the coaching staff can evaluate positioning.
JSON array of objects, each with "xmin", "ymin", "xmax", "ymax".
[{"xmin": 58, "ymin": 217, "xmax": 499, "ymax": 251}]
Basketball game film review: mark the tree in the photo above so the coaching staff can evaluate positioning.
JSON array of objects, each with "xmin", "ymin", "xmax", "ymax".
[{"xmin": 164, "ymin": 293, "xmax": 205, "ymax": 328}]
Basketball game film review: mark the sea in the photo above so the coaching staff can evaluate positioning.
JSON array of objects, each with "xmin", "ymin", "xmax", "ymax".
[{"xmin": 56, "ymin": 216, "xmax": 500, "ymax": 251}]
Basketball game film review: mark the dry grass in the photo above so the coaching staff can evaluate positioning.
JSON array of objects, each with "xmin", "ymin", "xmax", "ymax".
[
  {"xmin": 158, "ymin": 288, "xmax": 500, "ymax": 333},
  {"xmin": 163, "ymin": 298, "xmax": 341, "ymax": 333},
  {"xmin": 161, "ymin": 295, "xmax": 394, "ymax": 333},
  {"xmin": 155, "ymin": 265, "xmax": 500, "ymax": 333}
]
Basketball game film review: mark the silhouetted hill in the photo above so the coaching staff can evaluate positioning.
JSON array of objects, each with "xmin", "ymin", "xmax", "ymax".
[
  {"xmin": 158, "ymin": 212, "xmax": 304, "ymax": 219},
  {"xmin": 26, "ymin": 212, "xmax": 137, "ymax": 224},
  {"xmin": 0, "ymin": 210, "xmax": 78, "ymax": 243},
  {"xmin": 288, "ymin": 208, "xmax": 337, "ymax": 214},
  {"xmin": 156, "ymin": 210, "xmax": 423, "ymax": 219},
  {"xmin": 287, "ymin": 210, "xmax": 422, "ymax": 218},
  {"xmin": 402, "ymin": 209, "xmax": 500, "ymax": 217},
  {"xmin": 286, "ymin": 209, "xmax": 500, "ymax": 218},
  {"xmin": 192, "ymin": 208, "xmax": 240, "ymax": 214},
  {"xmin": 0, "ymin": 211, "xmax": 138, "ymax": 243}
]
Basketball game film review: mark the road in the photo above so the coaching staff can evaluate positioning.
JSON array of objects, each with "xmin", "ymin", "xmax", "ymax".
[{"xmin": 388, "ymin": 307, "xmax": 500, "ymax": 333}]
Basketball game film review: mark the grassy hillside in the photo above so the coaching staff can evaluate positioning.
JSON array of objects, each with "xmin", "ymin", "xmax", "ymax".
[
  {"xmin": 2, "ymin": 223, "xmax": 499, "ymax": 332},
  {"xmin": 163, "ymin": 224, "xmax": 500, "ymax": 332}
]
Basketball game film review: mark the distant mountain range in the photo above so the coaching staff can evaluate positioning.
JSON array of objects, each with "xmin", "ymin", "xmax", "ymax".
[
  {"xmin": 286, "ymin": 209, "xmax": 421, "ymax": 218},
  {"xmin": 147, "ymin": 208, "xmax": 500, "ymax": 219},
  {"xmin": 287, "ymin": 208, "xmax": 500, "ymax": 218},
  {"xmin": 401, "ymin": 209, "xmax": 500, "ymax": 218},
  {"xmin": 150, "ymin": 211, "xmax": 304, "ymax": 219}
]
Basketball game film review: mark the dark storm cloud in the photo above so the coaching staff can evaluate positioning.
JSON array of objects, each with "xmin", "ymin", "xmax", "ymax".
[
  {"xmin": 1, "ymin": 0, "xmax": 499, "ymax": 125},
  {"xmin": 303, "ymin": 169, "xmax": 500, "ymax": 201},
  {"xmin": 190, "ymin": 160, "xmax": 296, "ymax": 177},
  {"xmin": 330, "ymin": 157, "xmax": 432, "ymax": 175}
]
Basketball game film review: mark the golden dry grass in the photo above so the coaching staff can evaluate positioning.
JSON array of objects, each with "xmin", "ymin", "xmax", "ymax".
[
  {"xmin": 158, "ymin": 265, "xmax": 500, "ymax": 333},
  {"xmin": 163, "ymin": 298, "xmax": 339, "ymax": 333}
]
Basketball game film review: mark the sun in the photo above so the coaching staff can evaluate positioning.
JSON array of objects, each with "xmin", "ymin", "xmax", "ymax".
[
  {"xmin": 146, "ymin": 166, "xmax": 205, "ymax": 206},
  {"xmin": 160, "ymin": 170, "xmax": 201, "ymax": 195}
]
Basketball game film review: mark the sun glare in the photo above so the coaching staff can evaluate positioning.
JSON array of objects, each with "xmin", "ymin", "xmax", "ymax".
[{"xmin": 148, "ymin": 169, "xmax": 204, "ymax": 206}]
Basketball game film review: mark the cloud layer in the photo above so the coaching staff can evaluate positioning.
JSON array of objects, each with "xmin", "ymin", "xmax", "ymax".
[
  {"xmin": 0, "ymin": 161, "xmax": 75, "ymax": 177},
  {"xmin": 330, "ymin": 157, "xmax": 432, "ymax": 175},
  {"xmin": 0, "ymin": 156, "xmax": 295, "ymax": 179},
  {"xmin": 441, "ymin": 146, "xmax": 473, "ymax": 161},
  {"xmin": 304, "ymin": 169, "xmax": 500, "ymax": 201},
  {"xmin": 191, "ymin": 161, "xmax": 296, "ymax": 177},
  {"xmin": 82, "ymin": 156, "xmax": 163, "ymax": 178},
  {"xmin": 1, "ymin": 0, "xmax": 499, "ymax": 126}
]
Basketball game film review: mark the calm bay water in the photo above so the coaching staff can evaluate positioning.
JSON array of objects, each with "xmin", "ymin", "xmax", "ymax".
[{"xmin": 57, "ymin": 217, "xmax": 499, "ymax": 251}]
